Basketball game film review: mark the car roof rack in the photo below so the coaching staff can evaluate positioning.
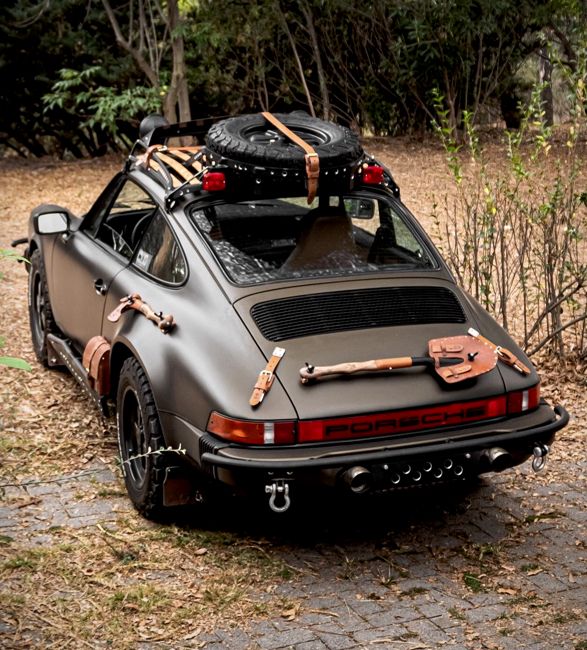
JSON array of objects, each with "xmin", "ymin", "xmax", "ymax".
[{"xmin": 127, "ymin": 114, "xmax": 401, "ymax": 206}]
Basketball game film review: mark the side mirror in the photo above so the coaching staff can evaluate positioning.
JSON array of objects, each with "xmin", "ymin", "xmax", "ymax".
[
  {"xmin": 33, "ymin": 208, "xmax": 70, "ymax": 235},
  {"xmin": 345, "ymin": 198, "xmax": 376, "ymax": 219}
]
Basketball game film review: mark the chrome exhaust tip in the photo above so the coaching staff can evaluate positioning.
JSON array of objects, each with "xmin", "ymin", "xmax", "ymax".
[
  {"xmin": 483, "ymin": 447, "xmax": 513, "ymax": 472},
  {"xmin": 341, "ymin": 466, "xmax": 373, "ymax": 494}
]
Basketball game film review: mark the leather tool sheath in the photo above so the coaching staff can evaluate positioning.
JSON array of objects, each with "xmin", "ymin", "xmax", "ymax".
[
  {"xmin": 468, "ymin": 328, "xmax": 530, "ymax": 375},
  {"xmin": 82, "ymin": 335, "xmax": 111, "ymax": 396},
  {"xmin": 262, "ymin": 112, "xmax": 320, "ymax": 204},
  {"xmin": 250, "ymin": 347, "xmax": 286, "ymax": 407}
]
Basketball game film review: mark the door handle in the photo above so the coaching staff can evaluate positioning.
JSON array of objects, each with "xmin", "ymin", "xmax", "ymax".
[{"xmin": 94, "ymin": 278, "xmax": 108, "ymax": 295}]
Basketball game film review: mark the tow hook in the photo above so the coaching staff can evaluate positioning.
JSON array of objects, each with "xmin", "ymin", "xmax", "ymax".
[
  {"xmin": 532, "ymin": 444, "xmax": 549, "ymax": 472},
  {"xmin": 265, "ymin": 479, "xmax": 291, "ymax": 513}
]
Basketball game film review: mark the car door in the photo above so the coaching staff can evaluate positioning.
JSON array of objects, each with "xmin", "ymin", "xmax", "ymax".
[{"xmin": 48, "ymin": 177, "xmax": 159, "ymax": 351}]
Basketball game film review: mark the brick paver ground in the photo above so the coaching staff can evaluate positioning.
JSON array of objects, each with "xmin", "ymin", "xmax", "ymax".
[{"xmin": 0, "ymin": 452, "xmax": 585, "ymax": 649}]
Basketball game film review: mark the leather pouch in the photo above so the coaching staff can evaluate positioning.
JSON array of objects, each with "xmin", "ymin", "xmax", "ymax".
[{"xmin": 82, "ymin": 336, "xmax": 111, "ymax": 396}]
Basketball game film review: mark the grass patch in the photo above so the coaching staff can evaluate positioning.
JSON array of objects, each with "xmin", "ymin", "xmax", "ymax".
[
  {"xmin": 96, "ymin": 487, "xmax": 126, "ymax": 498},
  {"xmin": 2, "ymin": 548, "xmax": 45, "ymax": 571},
  {"xmin": 520, "ymin": 563, "xmax": 542, "ymax": 573},
  {"xmin": 499, "ymin": 627, "xmax": 515, "ymax": 636},
  {"xmin": 463, "ymin": 572, "xmax": 484, "ymax": 593},
  {"xmin": 448, "ymin": 606, "xmax": 467, "ymax": 621},
  {"xmin": 108, "ymin": 584, "xmax": 169, "ymax": 612},
  {"xmin": 524, "ymin": 510, "xmax": 565, "ymax": 524},
  {"xmin": 400, "ymin": 586, "xmax": 428, "ymax": 598},
  {"xmin": 0, "ymin": 522, "xmax": 293, "ymax": 648}
]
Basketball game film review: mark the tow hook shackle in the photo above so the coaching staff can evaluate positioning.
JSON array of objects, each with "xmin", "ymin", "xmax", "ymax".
[
  {"xmin": 532, "ymin": 444, "xmax": 549, "ymax": 472},
  {"xmin": 265, "ymin": 479, "xmax": 291, "ymax": 513}
]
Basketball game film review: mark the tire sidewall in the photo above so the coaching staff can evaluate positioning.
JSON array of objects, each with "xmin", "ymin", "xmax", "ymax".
[
  {"xmin": 28, "ymin": 249, "xmax": 53, "ymax": 365},
  {"xmin": 117, "ymin": 358, "xmax": 165, "ymax": 516}
]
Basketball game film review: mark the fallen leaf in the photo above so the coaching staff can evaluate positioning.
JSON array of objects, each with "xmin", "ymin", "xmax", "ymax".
[{"xmin": 497, "ymin": 587, "xmax": 517, "ymax": 595}]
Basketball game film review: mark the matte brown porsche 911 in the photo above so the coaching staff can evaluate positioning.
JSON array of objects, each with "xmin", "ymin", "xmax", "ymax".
[{"xmin": 21, "ymin": 113, "xmax": 568, "ymax": 518}]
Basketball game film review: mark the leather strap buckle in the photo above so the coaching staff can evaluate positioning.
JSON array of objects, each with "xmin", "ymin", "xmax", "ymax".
[
  {"xmin": 262, "ymin": 111, "xmax": 320, "ymax": 204},
  {"xmin": 249, "ymin": 347, "xmax": 286, "ymax": 407},
  {"xmin": 255, "ymin": 370, "xmax": 274, "ymax": 391}
]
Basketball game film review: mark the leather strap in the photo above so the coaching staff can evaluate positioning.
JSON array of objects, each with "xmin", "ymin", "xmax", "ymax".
[
  {"xmin": 468, "ymin": 328, "xmax": 531, "ymax": 375},
  {"xmin": 261, "ymin": 112, "xmax": 319, "ymax": 204},
  {"xmin": 249, "ymin": 347, "xmax": 286, "ymax": 407},
  {"xmin": 107, "ymin": 293, "xmax": 175, "ymax": 334}
]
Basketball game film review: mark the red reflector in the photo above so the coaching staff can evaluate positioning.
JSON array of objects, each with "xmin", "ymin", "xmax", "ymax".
[
  {"xmin": 362, "ymin": 165, "xmax": 384, "ymax": 185},
  {"xmin": 207, "ymin": 412, "xmax": 295, "ymax": 445},
  {"xmin": 507, "ymin": 384, "xmax": 540, "ymax": 414},
  {"xmin": 202, "ymin": 171, "xmax": 226, "ymax": 192},
  {"xmin": 298, "ymin": 397, "xmax": 507, "ymax": 443}
]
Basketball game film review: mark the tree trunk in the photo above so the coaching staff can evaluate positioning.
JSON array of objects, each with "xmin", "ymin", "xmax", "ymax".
[
  {"xmin": 101, "ymin": 0, "xmax": 159, "ymax": 88},
  {"xmin": 299, "ymin": 0, "xmax": 330, "ymax": 120},
  {"xmin": 277, "ymin": 4, "xmax": 316, "ymax": 117},
  {"xmin": 164, "ymin": 0, "xmax": 191, "ymax": 124},
  {"xmin": 539, "ymin": 45, "xmax": 554, "ymax": 127}
]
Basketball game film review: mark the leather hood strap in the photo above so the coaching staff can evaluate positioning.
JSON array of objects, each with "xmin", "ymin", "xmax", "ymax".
[{"xmin": 261, "ymin": 112, "xmax": 319, "ymax": 204}]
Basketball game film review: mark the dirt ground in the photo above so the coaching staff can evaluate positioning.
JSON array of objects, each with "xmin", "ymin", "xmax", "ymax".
[{"xmin": 0, "ymin": 140, "xmax": 585, "ymax": 649}]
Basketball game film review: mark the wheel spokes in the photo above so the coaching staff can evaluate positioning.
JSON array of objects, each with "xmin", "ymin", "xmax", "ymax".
[{"xmin": 123, "ymin": 389, "xmax": 147, "ymax": 485}]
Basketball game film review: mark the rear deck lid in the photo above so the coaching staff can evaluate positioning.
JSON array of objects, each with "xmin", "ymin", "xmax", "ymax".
[{"xmin": 234, "ymin": 281, "xmax": 507, "ymax": 421}]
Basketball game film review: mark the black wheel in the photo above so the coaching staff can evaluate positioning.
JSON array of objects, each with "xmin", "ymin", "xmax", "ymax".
[
  {"xmin": 117, "ymin": 357, "xmax": 167, "ymax": 519},
  {"xmin": 28, "ymin": 249, "xmax": 59, "ymax": 366},
  {"xmin": 205, "ymin": 113, "xmax": 363, "ymax": 169}
]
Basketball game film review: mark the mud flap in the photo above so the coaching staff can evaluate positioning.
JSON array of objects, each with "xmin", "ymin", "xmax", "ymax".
[{"xmin": 162, "ymin": 466, "xmax": 204, "ymax": 507}]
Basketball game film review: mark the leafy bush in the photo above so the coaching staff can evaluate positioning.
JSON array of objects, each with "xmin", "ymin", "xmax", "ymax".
[{"xmin": 432, "ymin": 58, "xmax": 587, "ymax": 359}]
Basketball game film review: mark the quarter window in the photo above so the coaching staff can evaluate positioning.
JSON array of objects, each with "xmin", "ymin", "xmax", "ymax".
[
  {"xmin": 134, "ymin": 211, "xmax": 187, "ymax": 284},
  {"xmin": 93, "ymin": 180, "xmax": 157, "ymax": 259}
]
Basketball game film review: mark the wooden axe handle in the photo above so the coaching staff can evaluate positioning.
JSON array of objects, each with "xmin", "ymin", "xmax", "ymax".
[
  {"xmin": 300, "ymin": 357, "xmax": 413, "ymax": 383},
  {"xmin": 132, "ymin": 298, "xmax": 175, "ymax": 333}
]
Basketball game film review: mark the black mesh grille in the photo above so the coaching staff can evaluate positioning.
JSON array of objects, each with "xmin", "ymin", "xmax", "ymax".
[{"xmin": 250, "ymin": 287, "xmax": 466, "ymax": 341}]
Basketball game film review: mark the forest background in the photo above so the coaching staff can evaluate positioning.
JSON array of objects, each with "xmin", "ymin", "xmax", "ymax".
[
  {"xmin": 1, "ymin": 0, "xmax": 587, "ymax": 362},
  {"xmin": 1, "ymin": 0, "xmax": 586, "ymax": 158}
]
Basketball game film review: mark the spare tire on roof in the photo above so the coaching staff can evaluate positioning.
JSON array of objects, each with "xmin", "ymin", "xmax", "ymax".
[{"xmin": 205, "ymin": 113, "xmax": 363, "ymax": 169}]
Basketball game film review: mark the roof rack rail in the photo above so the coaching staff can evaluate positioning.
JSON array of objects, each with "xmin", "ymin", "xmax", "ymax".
[{"xmin": 136, "ymin": 113, "xmax": 232, "ymax": 148}]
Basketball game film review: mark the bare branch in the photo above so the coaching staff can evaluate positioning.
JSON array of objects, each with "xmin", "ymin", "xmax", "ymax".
[{"xmin": 101, "ymin": 0, "xmax": 159, "ymax": 88}]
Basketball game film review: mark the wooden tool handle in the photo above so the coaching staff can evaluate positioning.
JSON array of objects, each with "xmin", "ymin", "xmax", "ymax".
[{"xmin": 300, "ymin": 357, "xmax": 413, "ymax": 383}]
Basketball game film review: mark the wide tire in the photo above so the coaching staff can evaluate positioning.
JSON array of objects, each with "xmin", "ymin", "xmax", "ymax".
[
  {"xmin": 205, "ymin": 113, "xmax": 363, "ymax": 169},
  {"xmin": 28, "ymin": 249, "xmax": 59, "ymax": 366},
  {"xmin": 117, "ymin": 357, "xmax": 167, "ymax": 519}
]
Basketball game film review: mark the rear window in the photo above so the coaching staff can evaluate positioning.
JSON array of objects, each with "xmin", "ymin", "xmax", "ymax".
[{"xmin": 189, "ymin": 194, "xmax": 435, "ymax": 285}]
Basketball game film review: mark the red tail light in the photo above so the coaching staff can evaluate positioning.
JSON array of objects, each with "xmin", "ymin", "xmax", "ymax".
[
  {"xmin": 298, "ymin": 397, "xmax": 508, "ymax": 443},
  {"xmin": 208, "ymin": 386, "xmax": 540, "ymax": 446},
  {"xmin": 362, "ymin": 165, "xmax": 385, "ymax": 185},
  {"xmin": 507, "ymin": 384, "xmax": 540, "ymax": 414},
  {"xmin": 207, "ymin": 412, "xmax": 295, "ymax": 445},
  {"xmin": 202, "ymin": 171, "xmax": 226, "ymax": 191}
]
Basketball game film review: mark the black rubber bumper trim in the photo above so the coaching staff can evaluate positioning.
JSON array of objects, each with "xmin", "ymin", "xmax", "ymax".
[{"xmin": 201, "ymin": 405, "xmax": 569, "ymax": 471}]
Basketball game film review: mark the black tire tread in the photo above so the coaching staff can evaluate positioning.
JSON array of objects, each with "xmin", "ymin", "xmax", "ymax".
[
  {"xmin": 206, "ymin": 113, "xmax": 363, "ymax": 169},
  {"xmin": 117, "ymin": 357, "xmax": 167, "ymax": 519},
  {"xmin": 28, "ymin": 249, "xmax": 59, "ymax": 366}
]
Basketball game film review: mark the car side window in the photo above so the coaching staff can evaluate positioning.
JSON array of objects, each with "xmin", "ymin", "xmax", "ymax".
[
  {"xmin": 93, "ymin": 180, "xmax": 157, "ymax": 260},
  {"xmin": 133, "ymin": 211, "xmax": 187, "ymax": 284}
]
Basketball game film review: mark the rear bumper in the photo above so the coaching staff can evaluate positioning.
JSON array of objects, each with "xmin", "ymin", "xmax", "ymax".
[{"xmin": 199, "ymin": 404, "xmax": 568, "ymax": 489}]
